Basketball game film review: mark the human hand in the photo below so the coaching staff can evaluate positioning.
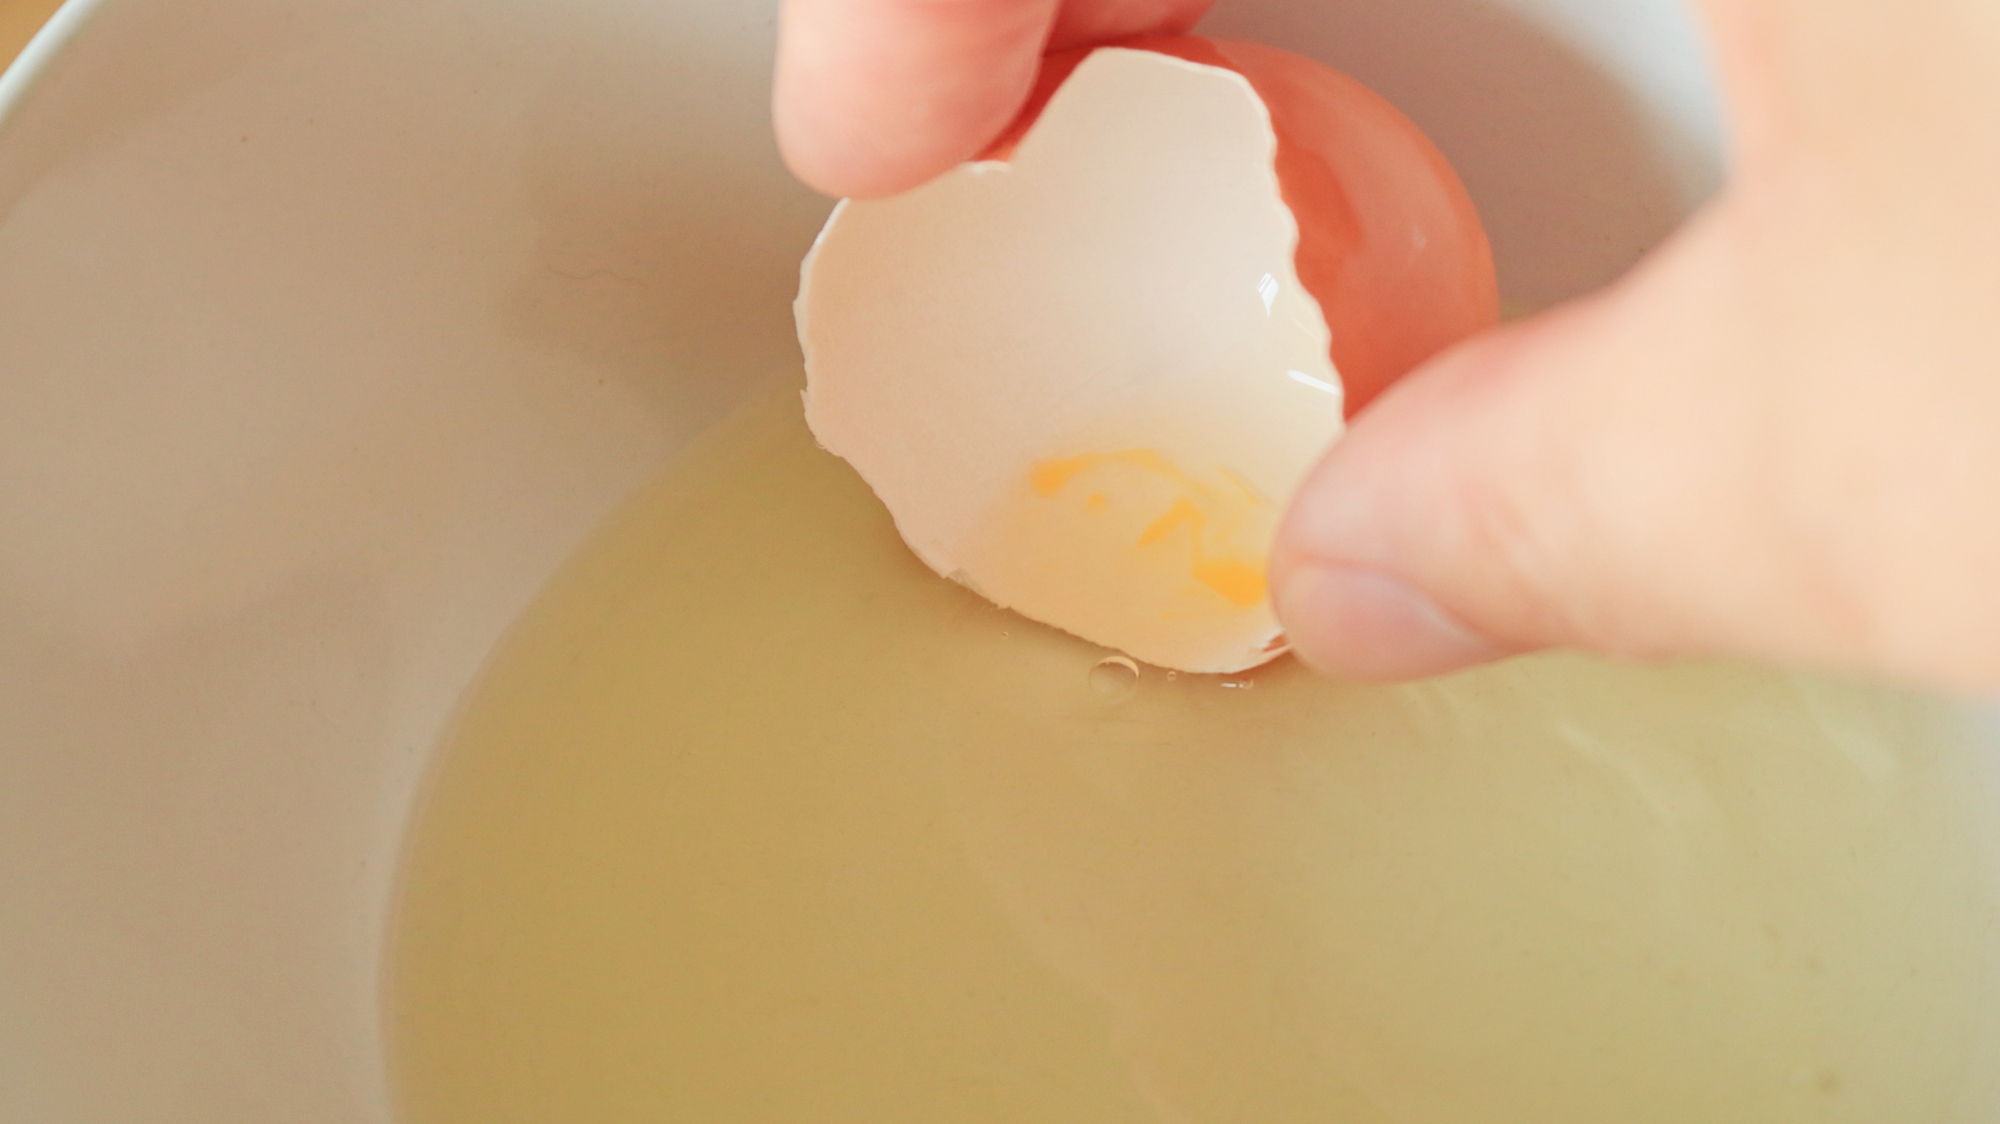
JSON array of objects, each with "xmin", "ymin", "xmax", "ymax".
[
  {"xmin": 1268, "ymin": 0, "xmax": 2000, "ymax": 693},
  {"xmin": 774, "ymin": 0, "xmax": 2000, "ymax": 694},
  {"xmin": 774, "ymin": 0, "xmax": 1215, "ymax": 198}
]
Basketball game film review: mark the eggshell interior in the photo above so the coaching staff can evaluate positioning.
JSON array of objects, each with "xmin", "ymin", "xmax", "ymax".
[
  {"xmin": 798, "ymin": 48, "xmax": 1345, "ymax": 673},
  {"xmin": 989, "ymin": 37, "xmax": 1501, "ymax": 417}
]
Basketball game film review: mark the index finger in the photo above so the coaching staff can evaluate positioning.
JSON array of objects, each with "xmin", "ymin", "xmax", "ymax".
[
  {"xmin": 775, "ymin": 0, "xmax": 1061, "ymax": 199},
  {"xmin": 774, "ymin": 0, "xmax": 1215, "ymax": 199}
]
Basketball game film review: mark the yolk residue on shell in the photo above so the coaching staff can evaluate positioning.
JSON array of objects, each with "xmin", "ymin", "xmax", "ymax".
[{"xmin": 1030, "ymin": 451, "xmax": 1269, "ymax": 608}]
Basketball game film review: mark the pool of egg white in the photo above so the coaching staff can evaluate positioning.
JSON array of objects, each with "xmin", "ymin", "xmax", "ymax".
[{"xmin": 388, "ymin": 383, "xmax": 2000, "ymax": 1124}]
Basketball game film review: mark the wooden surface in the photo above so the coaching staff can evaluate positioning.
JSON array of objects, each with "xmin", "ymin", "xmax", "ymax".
[{"xmin": 0, "ymin": 0, "xmax": 65, "ymax": 73}]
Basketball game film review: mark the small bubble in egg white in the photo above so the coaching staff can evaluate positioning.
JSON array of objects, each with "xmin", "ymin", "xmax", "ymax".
[{"xmin": 1088, "ymin": 656, "xmax": 1142, "ymax": 700}]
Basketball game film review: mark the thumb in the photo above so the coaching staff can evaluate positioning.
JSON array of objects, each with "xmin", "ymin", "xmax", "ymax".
[
  {"xmin": 1271, "ymin": 209, "xmax": 1809, "ymax": 680},
  {"xmin": 775, "ymin": 0, "xmax": 1061, "ymax": 199}
]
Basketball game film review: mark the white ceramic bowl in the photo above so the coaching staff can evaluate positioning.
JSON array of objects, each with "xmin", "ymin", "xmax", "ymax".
[{"xmin": 0, "ymin": 0, "xmax": 1724, "ymax": 1119}]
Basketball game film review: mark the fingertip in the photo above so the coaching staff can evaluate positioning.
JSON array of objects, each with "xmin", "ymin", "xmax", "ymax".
[
  {"xmin": 1265, "ymin": 317, "xmax": 1562, "ymax": 681},
  {"xmin": 772, "ymin": 93, "xmax": 955, "ymax": 200},
  {"xmin": 1272, "ymin": 556, "xmax": 1518, "ymax": 681},
  {"xmin": 773, "ymin": 0, "xmax": 1055, "ymax": 199},
  {"xmin": 1268, "ymin": 241, "xmax": 1737, "ymax": 677},
  {"xmin": 773, "ymin": 55, "xmax": 990, "ymax": 198}
]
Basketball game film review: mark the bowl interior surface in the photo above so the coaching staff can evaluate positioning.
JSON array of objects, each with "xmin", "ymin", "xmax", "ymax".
[{"xmin": 0, "ymin": 0, "xmax": 1723, "ymax": 1119}]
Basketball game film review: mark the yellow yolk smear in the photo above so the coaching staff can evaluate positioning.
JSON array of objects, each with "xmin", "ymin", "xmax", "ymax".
[
  {"xmin": 963, "ymin": 437, "xmax": 1287, "ymax": 672},
  {"xmin": 1029, "ymin": 451, "xmax": 1268, "ymax": 608}
]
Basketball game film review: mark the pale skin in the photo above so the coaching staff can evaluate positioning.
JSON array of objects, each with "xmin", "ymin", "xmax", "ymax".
[{"xmin": 775, "ymin": 0, "xmax": 2000, "ymax": 695}]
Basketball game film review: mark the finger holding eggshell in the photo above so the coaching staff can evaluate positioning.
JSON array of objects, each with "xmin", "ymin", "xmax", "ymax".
[{"xmin": 797, "ymin": 39, "xmax": 1496, "ymax": 672}]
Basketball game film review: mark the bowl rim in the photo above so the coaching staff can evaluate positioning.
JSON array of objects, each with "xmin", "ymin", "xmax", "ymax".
[{"xmin": 0, "ymin": 0, "xmax": 110, "ymax": 130}]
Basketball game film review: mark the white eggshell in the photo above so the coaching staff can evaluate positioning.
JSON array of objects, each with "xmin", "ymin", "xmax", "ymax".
[{"xmin": 797, "ymin": 48, "xmax": 1344, "ymax": 673}]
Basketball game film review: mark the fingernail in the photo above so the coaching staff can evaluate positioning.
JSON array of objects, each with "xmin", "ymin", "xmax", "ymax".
[{"xmin": 1274, "ymin": 562, "xmax": 1511, "ymax": 681}]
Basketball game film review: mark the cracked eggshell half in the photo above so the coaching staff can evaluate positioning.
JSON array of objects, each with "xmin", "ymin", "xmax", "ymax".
[{"xmin": 796, "ymin": 39, "xmax": 1496, "ymax": 673}]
